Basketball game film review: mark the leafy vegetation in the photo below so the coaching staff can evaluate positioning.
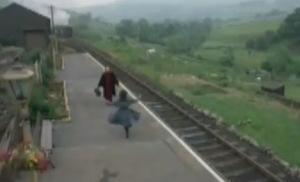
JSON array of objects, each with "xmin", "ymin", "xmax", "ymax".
[
  {"xmin": 22, "ymin": 49, "xmax": 41, "ymax": 64},
  {"xmin": 244, "ymin": 8, "xmax": 300, "ymax": 77},
  {"xmin": 245, "ymin": 30, "xmax": 278, "ymax": 51},
  {"xmin": 29, "ymin": 85, "xmax": 55, "ymax": 122},
  {"xmin": 278, "ymin": 8, "xmax": 300, "ymax": 38},
  {"xmin": 261, "ymin": 47, "xmax": 300, "ymax": 77},
  {"xmin": 71, "ymin": 10, "xmax": 300, "ymax": 166},
  {"xmin": 115, "ymin": 19, "xmax": 212, "ymax": 53},
  {"xmin": 22, "ymin": 50, "xmax": 61, "ymax": 123}
]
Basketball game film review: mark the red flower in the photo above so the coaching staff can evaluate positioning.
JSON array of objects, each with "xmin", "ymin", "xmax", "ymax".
[
  {"xmin": 0, "ymin": 150, "xmax": 11, "ymax": 162},
  {"xmin": 35, "ymin": 152, "xmax": 50, "ymax": 172},
  {"xmin": 37, "ymin": 159, "xmax": 50, "ymax": 172}
]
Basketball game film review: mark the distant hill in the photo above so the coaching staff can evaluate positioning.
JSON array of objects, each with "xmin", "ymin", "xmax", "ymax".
[
  {"xmin": 81, "ymin": 0, "xmax": 300, "ymax": 22},
  {"xmin": 82, "ymin": 2, "xmax": 239, "ymax": 22},
  {"xmin": 273, "ymin": 0, "xmax": 300, "ymax": 10}
]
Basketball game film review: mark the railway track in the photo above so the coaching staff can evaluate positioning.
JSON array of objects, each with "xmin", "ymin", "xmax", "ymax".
[{"xmin": 66, "ymin": 40, "xmax": 299, "ymax": 182}]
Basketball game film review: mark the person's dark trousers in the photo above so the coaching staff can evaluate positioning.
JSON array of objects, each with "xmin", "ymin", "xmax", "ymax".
[{"xmin": 124, "ymin": 126, "xmax": 130, "ymax": 138}]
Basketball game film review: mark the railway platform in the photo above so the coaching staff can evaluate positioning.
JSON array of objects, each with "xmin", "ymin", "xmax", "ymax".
[{"xmin": 17, "ymin": 53, "xmax": 220, "ymax": 182}]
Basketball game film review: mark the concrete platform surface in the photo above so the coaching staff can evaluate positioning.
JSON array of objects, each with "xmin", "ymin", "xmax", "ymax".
[{"xmin": 17, "ymin": 53, "xmax": 220, "ymax": 182}]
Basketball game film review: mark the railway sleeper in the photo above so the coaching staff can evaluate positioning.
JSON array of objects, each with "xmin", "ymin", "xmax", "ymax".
[
  {"xmin": 167, "ymin": 117, "xmax": 189, "ymax": 123},
  {"xmin": 156, "ymin": 112, "xmax": 183, "ymax": 119},
  {"xmin": 217, "ymin": 159, "xmax": 252, "ymax": 174},
  {"xmin": 248, "ymin": 178, "xmax": 272, "ymax": 182},
  {"xmin": 228, "ymin": 169, "xmax": 273, "ymax": 182},
  {"xmin": 186, "ymin": 137, "xmax": 217, "ymax": 147},
  {"xmin": 181, "ymin": 131, "xmax": 207, "ymax": 139},
  {"xmin": 205, "ymin": 149, "xmax": 234, "ymax": 160},
  {"xmin": 166, "ymin": 122, "xmax": 196, "ymax": 129},
  {"xmin": 176, "ymin": 126, "xmax": 200, "ymax": 134},
  {"xmin": 262, "ymin": 164, "xmax": 286, "ymax": 179},
  {"xmin": 223, "ymin": 166, "xmax": 255, "ymax": 180},
  {"xmin": 150, "ymin": 105, "xmax": 174, "ymax": 112},
  {"xmin": 197, "ymin": 143, "xmax": 225, "ymax": 152},
  {"xmin": 144, "ymin": 100, "xmax": 161, "ymax": 104},
  {"xmin": 152, "ymin": 109, "xmax": 177, "ymax": 115},
  {"xmin": 214, "ymin": 157, "xmax": 244, "ymax": 168},
  {"xmin": 192, "ymin": 118, "xmax": 217, "ymax": 129},
  {"xmin": 146, "ymin": 103, "xmax": 164, "ymax": 108}
]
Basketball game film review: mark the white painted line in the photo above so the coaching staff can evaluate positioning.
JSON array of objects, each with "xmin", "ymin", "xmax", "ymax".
[{"xmin": 86, "ymin": 53, "xmax": 226, "ymax": 182}]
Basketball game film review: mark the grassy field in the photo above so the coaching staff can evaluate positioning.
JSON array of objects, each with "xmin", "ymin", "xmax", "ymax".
[
  {"xmin": 76, "ymin": 19, "xmax": 300, "ymax": 167},
  {"xmin": 197, "ymin": 20, "xmax": 300, "ymax": 102},
  {"xmin": 204, "ymin": 20, "xmax": 282, "ymax": 48},
  {"xmin": 198, "ymin": 20, "xmax": 282, "ymax": 70}
]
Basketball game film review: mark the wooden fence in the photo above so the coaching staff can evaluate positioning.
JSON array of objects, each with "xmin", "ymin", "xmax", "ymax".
[{"xmin": 259, "ymin": 91, "xmax": 300, "ymax": 110}]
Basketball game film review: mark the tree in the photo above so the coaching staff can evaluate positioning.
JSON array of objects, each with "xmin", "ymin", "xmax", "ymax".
[
  {"xmin": 261, "ymin": 48, "xmax": 293, "ymax": 76},
  {"xmin": 115, "ymin": 19, "xmax": 212, "ymax": 52},
  {"xmin": 278, "ymin": 8, "xmax": 300, "ymax": 38},
  {"xmin": 116, "ymin": 19, "xmax": 137, "ymax": 38},
  {"xmin": 220, "ymin": 47, "xmax": 235, "ymax": 67},
  {"xmin": 166, "ymin": 33, "xmax": 192, "ymax": 53},
  {"xmin": 246, "ymin": 39, "xmax": 255, "ymax": 50},
  {"xmin": 202, "ymin": 18, "xmax": 213, "ymax": 34},
  {"xmin": 137, "ymin": 19, "xmax": 151, "ymax": 42},
  {"xmin": 245, "ymin": 30, "xmax": 276, "ymax": 51},
  {"xmin": 255, "ymin": 36, "xmax": 269, "ymax": 51}
]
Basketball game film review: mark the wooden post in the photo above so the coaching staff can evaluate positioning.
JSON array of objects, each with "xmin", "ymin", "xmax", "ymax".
[
  {"xmin": 22, "ymin": 122, "xmax": 32, "ymax": 145},
  {"xmin": 32, "ymin": 171, "xmax": 38, "ymax": 182},
  {"xmin": 50, "ymin": 5, "xmax": 57, "ymax": 73}
]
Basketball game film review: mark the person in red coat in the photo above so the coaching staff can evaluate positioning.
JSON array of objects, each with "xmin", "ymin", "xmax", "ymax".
[{"xmin": 97, "ymin": 67, "xmax": 119, "ymax": 102}]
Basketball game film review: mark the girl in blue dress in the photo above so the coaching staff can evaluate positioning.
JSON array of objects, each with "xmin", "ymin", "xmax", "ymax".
[{"xmin": 108, "ymin": 90, "xmax": 140, "ymax": 138}]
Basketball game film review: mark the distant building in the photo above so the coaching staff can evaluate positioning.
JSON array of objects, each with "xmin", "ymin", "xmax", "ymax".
[
  {"xmin": 261, "ymin": 82, "xmax": 285, "ymax": 96},
  {"xmin": 0, "ymin": 3, "xmax": 51, "ymax": 50}
]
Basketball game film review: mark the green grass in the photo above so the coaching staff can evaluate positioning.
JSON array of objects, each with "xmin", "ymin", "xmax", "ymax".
[
  {"xmin": 98, "ymin": 41, "xmax": 300, "ymax": 166},
  {"xmin": 205, "ymin": 20, "xmax": 281, "ymax": 48},
  {"xmin": 286, "ymin": 82, "xmax": 300, "ymax": 102},
  {"xmin": 75, "ymin": 18, "xmax": 300, "ymax": 167},
  {"xmin": 182, "ymin": 91, "xmax": 300, "ymax": 166},
  {"xmin": 199, "ymin": 20, "xmax": 282, "ymax": 70}
]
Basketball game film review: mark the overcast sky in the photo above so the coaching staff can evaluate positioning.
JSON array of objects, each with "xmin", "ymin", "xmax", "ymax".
[
  {"xmin": 12, "ymin": 0, "xmax": 276, "ymax": 24},
  {"xmin": 17, "ymin": 0, "xmax": 273, "ymax": 8},
  {"xmin": 18, "ymin": 0, "xmax": 117, "ymax": 8}
]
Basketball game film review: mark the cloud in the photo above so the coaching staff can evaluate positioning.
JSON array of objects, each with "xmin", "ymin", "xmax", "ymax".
[
  {"xmin": 12, "ymin": 0, "xmax": 119, "ymax": 25},
  {"xmin": 27, "ymin": 0, "xmax": 118, "ymax": 8},
  {"xmin": 13, "ymin": 0, "xmax": 71, "ymax": 25}
]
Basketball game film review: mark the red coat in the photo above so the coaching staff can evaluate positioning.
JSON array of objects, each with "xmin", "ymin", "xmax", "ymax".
[{"xmin": 98, "ymin": 71, "xmax": 119, "ymax": 101}]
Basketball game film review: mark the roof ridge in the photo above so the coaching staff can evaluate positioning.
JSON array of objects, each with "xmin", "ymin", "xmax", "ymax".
[{"xmin": 3, "ymin": 2, "xmax": 50, "ymax": 20}]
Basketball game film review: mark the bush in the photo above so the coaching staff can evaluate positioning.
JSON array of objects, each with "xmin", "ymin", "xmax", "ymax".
[
  {"xmin": 278, "ymin": 8, "xmax": 300, "ymax": 39},
  {"xmin": 41, "ymin": 55, "xmax": 54, "ymax": 87},
  {"xmin": 261, "ymin": 48, "xmax": 294, "ymax": 76},
  {"xmin": 29, "ymin": 86, "xmax": 53, "ymax": 122},
  {"xmin": 22, "ymin": 49, "xmax": 41, "ymax": 64},
  {"xmin": 166, "ymin": 34, "xmax": 192, "ymax": 53},
  {"xmin": 245, "ymin": 30, "xmax": 277, "ymax": 51},
  {"xmin": 261, "ymin": 61, "xmax": 273, "ymax": 72},
  {"xmin": 220, "ymin": 47, "xmax": 235, "ymax": 67},
  {"xmin": 292, "ymin": 61, "xmax": 300, "ymax": 77}
]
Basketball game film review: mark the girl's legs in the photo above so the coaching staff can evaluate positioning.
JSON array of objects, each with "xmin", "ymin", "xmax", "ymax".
[{"xmin": 124, "ymin": 126, "xmax": 130, "ymax": 139}]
